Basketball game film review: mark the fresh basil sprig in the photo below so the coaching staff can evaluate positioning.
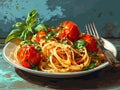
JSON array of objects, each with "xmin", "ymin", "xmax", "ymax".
[{"xmin": 5, "ymin": 9, "xmax": 38, "ymax": 43}]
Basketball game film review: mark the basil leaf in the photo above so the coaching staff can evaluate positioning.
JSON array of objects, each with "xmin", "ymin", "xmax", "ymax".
[
  {"xmin": 35, "ymin": 24, "xmax": 48, "ymax": 32},
  {"xmin": 20, "ymin": 28, "xmax": 33, "ymax": 40},
  {"xmin": 13, "ymin": 22, "xmax": 26, "ymax": 29},
  {"xmin": 73, "ymin": 40, "xmax": 86, "ymax": 49},
  {"xmin": 5, "ymin": 29, "xmax": 22, "ymax": 43},
  {"xmin": 20, "ymin": 29, "xmax": 26, "ymax": 40},
  {"xmin": 26, "ymin": 9, "xmax": 38, "ymax": 27}
]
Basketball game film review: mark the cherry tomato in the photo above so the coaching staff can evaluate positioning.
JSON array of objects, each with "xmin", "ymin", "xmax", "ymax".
[
  {"xmin": 32, "ymin": 30, "xmax": 46, "ymax": 42},
  {"xmin": 56, "ymin": 21, "xmax": 81, "ymax": 42},
  {"xmin": 81, "ymin": 34, "xmax": 98, "ymax": 52},
  {"xmin": 17, "ymin": 44, "xmax": 41, "ymax": 69}
]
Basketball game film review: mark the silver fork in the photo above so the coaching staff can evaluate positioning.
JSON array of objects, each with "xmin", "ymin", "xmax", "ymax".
[{"xmin": 86, "ymin": 23, "xmax": 120, "ymax": 67}]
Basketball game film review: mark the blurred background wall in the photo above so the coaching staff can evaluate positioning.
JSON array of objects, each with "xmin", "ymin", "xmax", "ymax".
[{"xmin": 0, "ymin": 0, "xmax": 120, "ymax": 38}]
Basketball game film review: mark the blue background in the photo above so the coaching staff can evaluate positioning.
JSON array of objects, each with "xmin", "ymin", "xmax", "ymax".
[{"xmin": 0, "ymin": 0, "xmax": 120, "ymax": 38}]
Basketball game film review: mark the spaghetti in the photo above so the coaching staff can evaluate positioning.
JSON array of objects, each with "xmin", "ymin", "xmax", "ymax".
[
  {"xmin": 39, "ymin": 39, "xmax": 90, "ymax": 72},
  {"xmin": 14, "ymin": 37, "xmax": 105, "ymax": 72}
]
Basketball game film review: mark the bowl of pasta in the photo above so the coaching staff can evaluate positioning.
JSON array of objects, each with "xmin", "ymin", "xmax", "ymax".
[
  {"xmin": 2, "ymin": 37, "xmax": 117, "ymax": 78},
  {"xmin": 2, "ymin": 9, "xmax": 117, "ymax": 78}
]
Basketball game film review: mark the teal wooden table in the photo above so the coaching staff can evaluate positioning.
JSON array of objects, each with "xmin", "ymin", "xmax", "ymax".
[{"xmin": 0, "ymin": 39, "xmax": 120, "ymax": 90}]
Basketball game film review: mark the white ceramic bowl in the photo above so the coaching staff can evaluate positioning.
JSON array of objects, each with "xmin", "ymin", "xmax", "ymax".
[{"xmin": 2, "ymin": 38, "xmax": 117, "ymax": 78}]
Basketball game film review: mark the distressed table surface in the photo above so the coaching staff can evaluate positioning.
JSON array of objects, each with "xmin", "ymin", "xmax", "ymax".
[{"xmin": 0, "ymin": 39, "xmax": 120, "ymax": 90}]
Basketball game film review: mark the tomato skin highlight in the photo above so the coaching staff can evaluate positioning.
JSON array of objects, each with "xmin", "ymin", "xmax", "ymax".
[
  {"xmin": 56, "ymin": 21, "xmax": 81, "ymax": 42},
  {"xmin": 81, "ymin": 34, "xmax": 98, "ymax": 52},
  {"xmin": 17, "ymin": 44, "xmax": 41, "ymax": 69}
]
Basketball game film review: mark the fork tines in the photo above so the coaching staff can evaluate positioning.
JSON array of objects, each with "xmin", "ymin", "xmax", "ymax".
[{"xmin": 85, "ymin": 23, "xmax": 99, "ymax": 39}]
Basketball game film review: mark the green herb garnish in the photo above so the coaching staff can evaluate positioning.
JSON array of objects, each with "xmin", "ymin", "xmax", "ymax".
[
  {"xmin": 82, "ymin": 62, "xmax": 96, "ymax": 71},
  {"xmin": 45, "ymin": 32, "xmax": 54, "ymax": 40},
  {"xmin": 45, "ymin": 27, "xmax": 57, "ymax": 40},
  {"xmin": 89, "ymin": 52, "xmax": 99, "ymax": 59},
  {"xmin": 5, "ymin": 9, "xmax": 38, "ymax": 43},
  {"xmin": 20, "ymin": 40, "xmax": 42, "ymax": 53},
  {"xmin": 73, "ymin": 40, "xmax": 86, "ymax": 49}
]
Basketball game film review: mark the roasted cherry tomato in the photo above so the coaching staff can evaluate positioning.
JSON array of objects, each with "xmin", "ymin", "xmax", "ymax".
[
  {"xmin": 81, "ymin": 34, "xmax": 98, "ymax": 52},
  {"xmin": 56, "ymin": 21, "xmax": 81, "ymax": 42},
  {"xmin": 17, "ymin": 44, "xmax": 41, "ymax": 69},
  {"xmin": 32, "ymin": 30, "xmax": 46, "ymax": 42}
]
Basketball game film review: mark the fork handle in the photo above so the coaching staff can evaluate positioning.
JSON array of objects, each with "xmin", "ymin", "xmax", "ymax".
[{"xmin": 103, "ymin": 50, "xmax": 120, "ymax": 67}]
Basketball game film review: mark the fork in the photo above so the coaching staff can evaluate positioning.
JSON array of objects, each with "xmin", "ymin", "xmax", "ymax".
[{"xmin": 85, "ymin": 23, "xmax": 120, "ymax": 67}]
